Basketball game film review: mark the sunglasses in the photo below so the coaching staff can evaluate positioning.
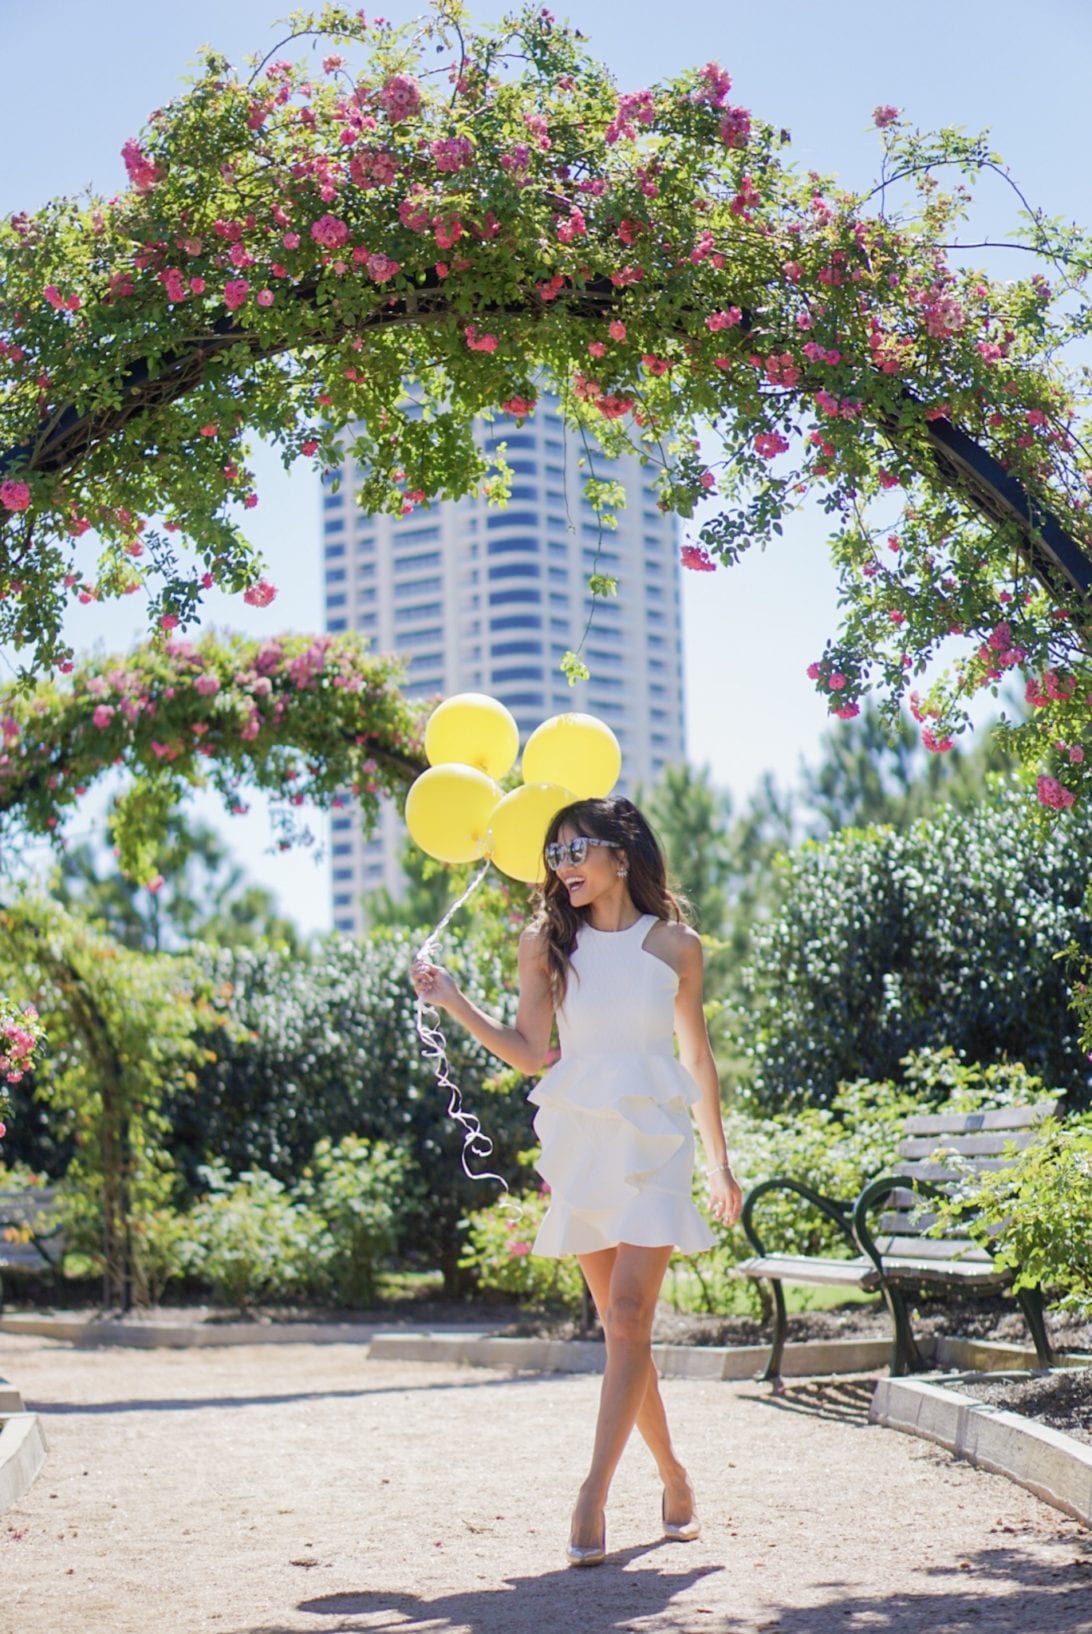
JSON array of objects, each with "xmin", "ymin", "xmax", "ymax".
[{"xmin": 544, "ymin": 836, "xmax": 615, "ymax": 871}]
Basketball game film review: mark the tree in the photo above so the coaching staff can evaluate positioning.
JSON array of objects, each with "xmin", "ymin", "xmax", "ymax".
[
  {"xmin": 641, "ymin": 762, "xmax": 734, "ymax": 935},
  {"xmin": 53, "ymin": 814, "xmax": 303, "ymax": 954},
  {"xmin": 798, "ymin": 701, "xmax": 1018, "ymax": 838},
  {"xmin": 1, "ymin": 5, "xmax": 1090, "ymax": 814},
  {"xmin": 0, "ymin": 894, "xmax": 210, "ymax": 1306}
]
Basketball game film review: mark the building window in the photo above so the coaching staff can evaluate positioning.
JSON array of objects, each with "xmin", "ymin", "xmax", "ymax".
[
  {"xmin": 332, "ymin": 815, "xmax": 352, "ymax": 832},
  {"xmin": 326, "ymin": 592, "xmax": 347, "ymax": 608},
  {"xmin": 326, "ymin": 542, "xmax": 346, "ymax": 560},
  {"xmin": 395, "ymin": 626, "xmax": 444, "ymax": 649},
  {"xmin": 393, "ymin": 524, "xmax": 440, "ymax": 546},
  {"xmin": 394, "ymin": 601, "xmax": 443, "ymax": 622},
  {"xmin": 498, "ymin": 691, "xmax": 546, "ymax": 710},
  {"xmin": 487, "ymin": 509, "xmax": 542, "ymax": 529},
  {"xmin": 489, "ymin": 561, "xmax": 541, "ymax": 581},
  {"xmin": 491, "ymin": 639, "xmax": 544, "ymax": 658},
  {"xmin": 325, "ymin": 566, "xmax": 347, "ymax": 584},
  {"xmin": 393, "ymin": 549, "xmax": 441, "ymax": 571},
  {"xmin": 493, "ymin": 665, "xmax": 544, "ymax": 684},
  {"xmin": 323, "ymin": 493, "xmax": 344, "ymax": 509},
  {"xmin": 333, "ymin": 866, "xmax": 354, "ymax": 883},
  {"xmin": 325, "ymin": 518, "xmax": 346, "ymax": 535},
  {"xmin": 489, "ymin": 588, "xmax": 541, "ymax": 607},
  {"xmin": 491, "ymin": 613, "xmax": 541, "ymax": 632},
  {"xmin": 395, "ymin": 575, "xmax": 442, "ymax": 598},
  {"xmin": 487, "ymin": 537, "xmax": 541, "ymax": 556},
  {"xmin": 332, "ymin": 841, "xmax": 352, "ymax": 857},
  {"xmin": 333, "ymin": 892, "xmax": 353, "ymax": 908},
  {"xmin": 328, "ymin": 617, "xmax": 348, "ymax": 632}
]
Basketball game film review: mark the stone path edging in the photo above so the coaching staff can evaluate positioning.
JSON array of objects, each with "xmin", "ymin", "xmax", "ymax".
[
  {"xmin": 0, "ymin": 1397, "xmax": 48, "ymax": 1514},
  {"xmin": 871, "ymin": 1371, "xmax": 1092, "ymax": 1527},
  {"xmin": 365, "ymin": 1329, "xmax": 896, "ymax": 1377}
]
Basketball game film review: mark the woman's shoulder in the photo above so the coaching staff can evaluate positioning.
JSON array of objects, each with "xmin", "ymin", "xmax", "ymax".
[
  {"xmin": 644, "ymin": 916, "xmax": 702, "ymax": 971},
  {"xmin": 518, "ymin": 922, "xmax": 552, "ymax": 961}
]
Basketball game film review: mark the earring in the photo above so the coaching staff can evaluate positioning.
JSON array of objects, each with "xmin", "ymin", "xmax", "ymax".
[{"xmin": 617, "ymin": 866, "xmax": 628, "ymax": 878}]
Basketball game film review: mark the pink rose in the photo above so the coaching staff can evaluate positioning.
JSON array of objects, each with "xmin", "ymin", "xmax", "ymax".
[{"xmin": 0, "ymin": 480, "xmax": 30, "ymax": 512}]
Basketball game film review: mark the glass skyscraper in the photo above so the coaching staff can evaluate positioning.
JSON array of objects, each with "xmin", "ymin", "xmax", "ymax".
[{"xmin": 323, "ymin": 397, "xmax": 686, "ymax": 933}]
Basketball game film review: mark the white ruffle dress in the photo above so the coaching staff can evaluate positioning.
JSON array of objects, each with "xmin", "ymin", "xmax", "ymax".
[{"xmin": 527, "ymin": 913, "xmax": 715, "ymax": 1258}]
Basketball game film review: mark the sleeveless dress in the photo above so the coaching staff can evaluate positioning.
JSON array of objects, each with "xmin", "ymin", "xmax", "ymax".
[{"xmin": 527, "ymin": 914, "xmax": 716, "ymax": 1258}]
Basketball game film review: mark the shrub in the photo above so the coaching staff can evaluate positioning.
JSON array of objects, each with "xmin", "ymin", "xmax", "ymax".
[
  {"xmin": 931, "ymin": 1113, "xmax": 1092, "ymax": 1318},
  {"xmin": 734, "ymin": 782, "xmax": 1092, "ymax": 1110},
  {"xmin": 460, "ymin": 1174, "xmax": 586, "ymax": 1314},
  {"xmin": 180, "ymin": 1161, "xmax": 335, "ymax": 1310},
  {"xmin": 297, "ymin": 1135, "xmax": 416, "ymax": 1308},
  {"xmin": 169, "ymin": 929, "xmax": 535, "ymax": 1292}
]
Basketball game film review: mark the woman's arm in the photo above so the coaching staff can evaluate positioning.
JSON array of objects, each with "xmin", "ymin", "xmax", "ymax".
[
  {"xmin": 411, "ymin": 926, "xmax": 555, "ymax": 1076},
  {"xmin": 670, "ymin": 925, "xmax": 742, "ymax": 1228}
]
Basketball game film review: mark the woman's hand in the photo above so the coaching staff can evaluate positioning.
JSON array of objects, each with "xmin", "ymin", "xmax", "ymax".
[
  {"xmin": 411, "ymin": 957, "xmax": 461, "ymax": 1013},
  {"xmin": 707, "ymin": 1165, "xmax": 743, "ymax": 1229}
]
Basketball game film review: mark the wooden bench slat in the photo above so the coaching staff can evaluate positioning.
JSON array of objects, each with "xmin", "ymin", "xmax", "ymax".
[
  {"xmin": 897, "ymin": 1129, "xmax": 1040, "ymax": 1159},
  {"xmin": 881, "ymin": 1257, "xmax": 1008, "ymax": 1288},
  {"xmin": 893, "ymin": 1158, "xmax": 1014, "ymax": 1181},
  {"xmin": 733, "ymin": 1255, "xmax": 879, "ymax": 1289},
  {"xmin": 900, "ymin": 1101, "xmax": 1056, "ymax": 1136},
  {"xmin": 871, "ymin": 1235, "xmax": 993, "ymax": 1261}
]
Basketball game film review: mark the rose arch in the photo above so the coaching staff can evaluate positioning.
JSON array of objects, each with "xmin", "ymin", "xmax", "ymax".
[{"xmin": 1, "ymin": 0, "xmax": 1091, "ymax": 812}]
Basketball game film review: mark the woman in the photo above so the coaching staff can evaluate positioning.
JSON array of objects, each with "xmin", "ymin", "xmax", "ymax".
[{"xmin": 411, "ymin": 795, "xmax": 742, "ymax": 1567}]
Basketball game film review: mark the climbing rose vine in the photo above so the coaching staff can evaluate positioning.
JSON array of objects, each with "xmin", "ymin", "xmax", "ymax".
[
  {"xmin": 1, "ymin": 4, "xmax": 1091, "ymax": 803},
  {"xmin": 0, "ymin": 629, "xmax": 424, "ymax": 882}
]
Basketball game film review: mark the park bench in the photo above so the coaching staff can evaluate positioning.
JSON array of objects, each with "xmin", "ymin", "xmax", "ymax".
[
  {"xmin": 0, "ymin": 1187, "xmax": 64, "ymax": 1313},
  {"xmin": 735, "ymin": 1101, "xmax": 1057, "ymax": 1382}
]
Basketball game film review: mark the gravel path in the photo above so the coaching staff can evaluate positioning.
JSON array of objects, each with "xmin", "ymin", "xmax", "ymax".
[{"xmin": 2, "ymin": 1335, "xmax": 1090, "ymax": 1634}]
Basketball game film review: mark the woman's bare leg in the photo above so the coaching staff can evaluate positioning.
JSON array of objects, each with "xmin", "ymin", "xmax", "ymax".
[
  {"xmin": 568, "ymin": 1243, "xmax": 678, "ymax": 1548},
  {"xmin": 578, "ymin": 1246, "xmax": 694, "ymax": 1522}
]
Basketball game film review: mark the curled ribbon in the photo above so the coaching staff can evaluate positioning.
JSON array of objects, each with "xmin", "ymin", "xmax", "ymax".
[{"xmin": 413, "ymin": 861, "xmax": 518, "ymax": 1210}]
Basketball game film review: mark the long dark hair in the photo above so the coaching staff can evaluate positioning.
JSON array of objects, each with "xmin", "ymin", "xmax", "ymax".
[{"xmin": 531, "ymin": 796, "xmax": 688, "ymax": 1007}]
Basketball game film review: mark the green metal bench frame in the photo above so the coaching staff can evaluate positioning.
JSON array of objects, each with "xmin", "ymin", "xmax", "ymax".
[{"xmin": 737, "ymin": 1103, "xmax": 1057, "ymax": 1382}]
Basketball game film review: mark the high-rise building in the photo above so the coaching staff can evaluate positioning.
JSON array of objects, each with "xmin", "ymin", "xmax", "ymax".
[{"xmin": 324, "ymin": 397, "xmax": 686, "ymax": 933}]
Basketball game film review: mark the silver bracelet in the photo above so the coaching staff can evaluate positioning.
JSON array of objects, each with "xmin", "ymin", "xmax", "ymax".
[{"xmin": 706, "ymin": 1161, "xmax": 734, "ymax": 1177}]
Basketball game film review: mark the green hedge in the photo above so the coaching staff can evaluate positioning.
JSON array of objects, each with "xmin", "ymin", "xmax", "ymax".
[
  {"xmin": 167, "ymin": 929, "xmax": 536, "ymax": 1291},
  {"xmin": 734, "ymin": 781, "xmax": 1092, "ymax": 1109}
]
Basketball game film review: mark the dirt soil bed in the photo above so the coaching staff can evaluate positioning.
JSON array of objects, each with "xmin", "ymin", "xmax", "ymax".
[{"xmin": 958, "ymin": 1370, "xmax": 1092, "ymax": 1449}]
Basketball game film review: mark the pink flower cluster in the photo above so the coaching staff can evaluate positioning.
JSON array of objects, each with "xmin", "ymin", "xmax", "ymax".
[
  {"xmin": 605, "ymin": 89, "xmax": 655, "ymax": 145},
  {"xmin": 1, "ymin": 1006, "xmax": 41, "ymax": 1084},
  {"xmin": 1, "ymin": 480, "xmax": 30, "ymax": 512},
  {"xmin": 974, "ymin": 621, "xmax": 1025, "ymax": 680},
  {"xmin": 1026, "ymin": 669, "xmax": 1076, "ymax": 708},
  {"xmin": 754, "ymin": 431, "xmax": 790, "ymax": 459},
  {"xmin": 1037, "ymin": 774, "xmax": 1076, "ymax": 810},
  {"xmin": 121, "ymin": 138, "xmax": 161, "ymax": 193},
  {"xmin": 379, "ymin": 75, "xmax": 421, "ymax": 124},
  {"xmin": 243, "ymin": 578, "xmax": 278, "ymax": 608},
  {"xmin": 680, "ymin": 544, "xmax": 715, "ymax": 572}
]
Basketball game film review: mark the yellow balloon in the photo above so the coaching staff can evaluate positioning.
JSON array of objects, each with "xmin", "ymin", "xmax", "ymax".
[
  {"xmin": 425, "ymin": 693, "xmax": 519, "ymax": 781},
  {"xmin": 489, "ymin": 782, "xmax": 574, "ymax": 883},
  {"xmin": 405, "ymin": 764, "xmax": 500, "ymax": 864},
  {"xmin": 521, "ymin": 713, "xmax": 621, "ymax": 800}
]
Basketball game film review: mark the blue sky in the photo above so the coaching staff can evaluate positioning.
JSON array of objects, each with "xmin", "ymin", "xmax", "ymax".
[{"xmin": 2, "ymin": 0, "xmax": 1089, "ymax": 931}]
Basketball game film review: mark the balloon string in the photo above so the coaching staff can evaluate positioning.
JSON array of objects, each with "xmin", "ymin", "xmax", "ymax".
[{"xmin": 413, "ymin": 862, "xmax": 521, "ymax": 1217}]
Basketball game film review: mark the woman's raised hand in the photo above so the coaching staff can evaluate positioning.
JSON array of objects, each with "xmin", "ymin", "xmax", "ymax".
[{"xmin": 411, "ymin": 957, "xmax": 460, "ymax": 1013}]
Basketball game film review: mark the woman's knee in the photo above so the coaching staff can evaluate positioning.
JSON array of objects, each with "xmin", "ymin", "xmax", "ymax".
[{"xmin": 603, "ymin": 1290, "xmax": 655, "ymax": 1349}]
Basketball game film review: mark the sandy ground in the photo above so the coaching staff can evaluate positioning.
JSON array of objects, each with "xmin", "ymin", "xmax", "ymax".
[{"xmin": 2, "ymin": 1335, "xmax": 1091, "ymax": 1634}]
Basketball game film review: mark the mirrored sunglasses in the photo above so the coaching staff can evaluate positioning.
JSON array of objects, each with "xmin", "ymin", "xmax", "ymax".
[{"xmin": 544, "ymin": 836, "xmax": 615, "ymax": 871}]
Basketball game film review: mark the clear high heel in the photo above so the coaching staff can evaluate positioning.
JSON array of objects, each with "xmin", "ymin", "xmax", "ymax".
[
  {"xmin": 662, "ymin": 1492, "xmax": 701, "ymax": 1542},
  {"xmin": 566, "ymin": 1535, "xmax": 607, "ymax": 1567},
  {"xmin": 566, "ymin": 1507, "xmax": 607, "ymax": 1567}
]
